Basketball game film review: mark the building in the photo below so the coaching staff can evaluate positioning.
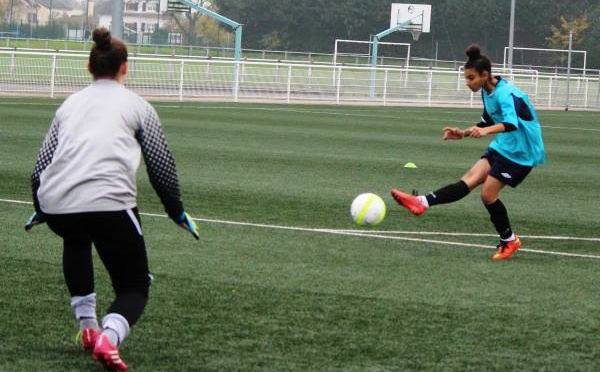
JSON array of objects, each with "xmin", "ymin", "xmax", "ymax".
[
  {"xmin": 95, "ymin": 0, "xmax": 169, "ymax": 44},
  {"xmin": 10, "ymin": 0, "xmax": 85, "ymax": 26}
]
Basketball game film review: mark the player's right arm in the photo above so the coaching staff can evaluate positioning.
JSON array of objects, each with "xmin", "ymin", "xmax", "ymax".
[
  {"xmin": 26, "ymin": 117, "xmax": 60, "ymax": 230},
  {"xmin": 442, "ymin": 105, "xmax": 494, "ymax": 140}
]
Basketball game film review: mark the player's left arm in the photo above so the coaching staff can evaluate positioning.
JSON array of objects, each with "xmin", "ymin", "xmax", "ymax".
[
  {"xmin": 136, "ymin": 105, "xmax": 199, "ymax": 240},
  {"xmin": 136, "ymin": 105, "xmax": 184, "ymax": 221}
]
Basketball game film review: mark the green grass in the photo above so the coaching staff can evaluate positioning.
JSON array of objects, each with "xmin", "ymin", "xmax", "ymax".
[{"xmin": 1, "ymin": 99, "xmax": 599, "ymax": 372}]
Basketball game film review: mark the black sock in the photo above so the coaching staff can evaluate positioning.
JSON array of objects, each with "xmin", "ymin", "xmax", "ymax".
[
  {"xmin": 484, "ymin": 199, "xmax": 513, "ymax": 240},
  {"xmin": 425, "ymin": 180, "xmax": 471, "ymax": 206}
]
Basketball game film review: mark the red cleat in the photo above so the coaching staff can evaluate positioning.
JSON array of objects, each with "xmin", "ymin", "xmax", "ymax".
[
  {"xmin": 492, "ymin": 236, "xmax": 522, "ymax": 260},
  {"xmin": 391, "ymin": 189, "xmax": 427, "ymax": 216},
  {"xmin": 93, "ymin": 333, "xmax": 128, "ymax": 371},
  {"xmin": 78, "ymin": 327, "xmax": 99, "ymax": 351}
]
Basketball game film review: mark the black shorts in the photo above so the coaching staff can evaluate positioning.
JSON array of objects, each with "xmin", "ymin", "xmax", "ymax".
[
  {"xmin": 45, "ymin": 208, "xmax": 151, "ymax": 298},
  {"xmin": 482, "ymin": 148, "xmax": 532, "ymax": 187}
]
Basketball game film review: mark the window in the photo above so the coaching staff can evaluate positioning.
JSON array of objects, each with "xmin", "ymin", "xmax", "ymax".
[
  {"xmin": 125, "ymin": 2, "xmax": 138, "ymax": 11},
  {"xmin": 142, "ymin": 2, "xmax": 147, "ymax": 11},
  {"xmin": 168, "ymin": 33, "xmax": 182, "ymax": 45}
]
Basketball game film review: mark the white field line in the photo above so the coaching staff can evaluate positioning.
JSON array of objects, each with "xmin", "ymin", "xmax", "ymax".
[
  {"xmin": 1, "ymin": 102, "xmax": 598, "ymax": 132},
  {"xmin": 156, "ymin": 105, "xmax": 600, "ymax": 131},
  {"xmin": 3, "ymin": 198, "xmax": 598, "ymax": 260},
  {"xmin": 330, "ymin": 229, "xmax": 600, "ymax": 242}
]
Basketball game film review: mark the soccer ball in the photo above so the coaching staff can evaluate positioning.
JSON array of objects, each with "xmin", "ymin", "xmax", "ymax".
[{"xmin": 350, "ymin": 193, "xmax": 386, "ymax": 226}]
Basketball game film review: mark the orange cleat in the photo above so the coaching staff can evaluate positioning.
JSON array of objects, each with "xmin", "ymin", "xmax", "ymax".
[
  {"xmin": 391, "ymin": 189, "xmax": 427, "ymax": 216},
  {"xmin": 492, "ymin": 236, "xmax": 522, "ymax": 260},
  {"xmin": 77, "ymin": 327, "xmax": 99, "ymax": 351},
  {"xmin": 93, "ymin": 333, "xmax": 128, "ymax": 371}
]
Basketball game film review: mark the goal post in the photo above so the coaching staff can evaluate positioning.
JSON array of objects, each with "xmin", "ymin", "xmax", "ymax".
[
  {"xmin": 333, "ymin": 39, "xmax": 411, "ymax": 85},
  {"xmin": 502, "ymin": 47, "xmax": 587, "ymax": 76},
  {"xmin": 333, "ymin": 39, "xmax": 411, "ymax": 68}
]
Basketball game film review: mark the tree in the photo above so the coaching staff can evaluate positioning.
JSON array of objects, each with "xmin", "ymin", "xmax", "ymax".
[
  {"xmin": 0, "ymin": 0, "xmax": 7, "ymax": 22},
  {"xmin": 546, "ymin": 14, "xmax": 589, "ymax": 49},
  {"xmin": 545, "ymin": 14, "xmax": 589, "ymax": 67},
  {"xmin": 580, "ymin": 5, "xmax": 600, "ymax": 68},
  {"xmin": 212, "ymin": 0, "xmax": 600, "ymax": 68},
  {"xmin": 168, "ymin": 0, "xmax": 211, "ymax": 46},
  {"xmin": 197, "ymin": 17, "xmax": 233, "ymax": 47}
]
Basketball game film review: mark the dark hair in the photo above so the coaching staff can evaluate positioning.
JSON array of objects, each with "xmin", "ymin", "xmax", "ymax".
[
  {"xmin": 464, "ymin": 44, "xmax": 491, "ymax": 75},
  {"xmin": 89, "ymin": 28, "xmax": 128, "ymax": 78}
]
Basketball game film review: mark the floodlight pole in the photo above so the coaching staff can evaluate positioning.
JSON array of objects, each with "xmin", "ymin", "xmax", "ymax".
[
  {"xmin": 369, "ymin": 20, "xmax": 413, "ymax": 99},
  {"xmin": 112, "ymin": 0, "xmax": 124, "ymax": 39},
  {"xmin": 507, "ymin": 0, "xmax": 516, "ymax": 71}
]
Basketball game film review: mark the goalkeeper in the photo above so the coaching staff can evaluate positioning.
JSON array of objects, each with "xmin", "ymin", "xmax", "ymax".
[
  {"xmin": 26, "ymin": 28, "xmax": 198, "ymax": 371},
  {"xmin": 392, "ymin": 44, "xmax": 545, "ymax": 261}
]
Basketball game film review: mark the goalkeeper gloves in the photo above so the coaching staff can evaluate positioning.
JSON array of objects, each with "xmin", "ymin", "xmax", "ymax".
[
  {"xmin": 177, "ymin": 211, "xmax": 199, "ymax": 240},
  {"xmin": 25, "ymin": 211, "xmax": 46, "ymax": 231}
]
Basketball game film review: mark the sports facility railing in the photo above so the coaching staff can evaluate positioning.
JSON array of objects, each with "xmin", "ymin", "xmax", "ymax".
[{"xmin": 1, "ymin": 50, "xmax": 598, "ymax": 110}]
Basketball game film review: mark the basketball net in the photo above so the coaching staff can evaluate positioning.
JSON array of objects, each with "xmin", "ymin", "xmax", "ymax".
[{"xmin": 410, "ymin": 29, "xmax": 421, "ymax": 41}]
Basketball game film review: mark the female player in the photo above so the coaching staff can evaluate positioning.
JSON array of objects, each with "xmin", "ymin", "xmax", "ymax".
[
  {"xmin": 26, "ymin": 28, "xmax": 199, "ymax": 370},
  {"xmin": 391, "ymin": 44, "xmax": 545, "ymax": 260}
]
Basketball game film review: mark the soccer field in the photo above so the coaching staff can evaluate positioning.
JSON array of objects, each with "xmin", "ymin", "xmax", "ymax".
[{"xmin": 1, "ymin": 99, "xmax": 599, "ymax": 372}]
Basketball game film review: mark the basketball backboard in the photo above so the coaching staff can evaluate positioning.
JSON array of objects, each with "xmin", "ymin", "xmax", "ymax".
[{"xmin": 390, "ymin": 3, "xmax": 431, "ymax": 33}]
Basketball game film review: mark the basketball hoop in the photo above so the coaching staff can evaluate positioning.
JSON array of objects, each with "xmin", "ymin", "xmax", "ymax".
[{"xmin": 391, "ymin": 4, "xmax": 431, "ymax": 41}]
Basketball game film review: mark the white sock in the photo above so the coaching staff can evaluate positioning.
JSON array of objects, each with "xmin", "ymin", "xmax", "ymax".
[
  {"xmin": 71, "ymin": 293, "xmax": 98, "ymax": 330},
  {"xmin": 102, "ymin": 313, "xmax": 130, "ymax": 346},
  {"xmin": 502, "ymin": 234, "xmax": 516, "ymax": 242},
  {"xmin": 418, "ymin": 195, "xmax": 429, "ymax": 208}
]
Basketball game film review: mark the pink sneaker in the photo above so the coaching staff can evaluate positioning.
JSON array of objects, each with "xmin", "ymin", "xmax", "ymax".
[
  {"xmin": 391, "ymin": 189, "xmax": 427, "ymax": 216},
  {"xmin": 492, "ymin": 236, "xmax": 522, "ymax": 260},
  {"xmin": 93, "ymin": 333, "xmax": 128, "ymax": 371},
  {"xmin": 78, "ymin": 327, "xmax": 99, "ymax": 351}
]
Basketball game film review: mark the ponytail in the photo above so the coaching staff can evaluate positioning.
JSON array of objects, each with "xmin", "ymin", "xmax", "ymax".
[
  {"xmin": 89, "ymin": 28, "xmax": 128, "ymax": 78},
  {"xmin": 464, "ymin": 44, "xmax": 492, "ymax": 74}
]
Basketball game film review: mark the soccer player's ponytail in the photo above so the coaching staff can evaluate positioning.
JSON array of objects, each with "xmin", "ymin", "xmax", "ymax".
[
  {"xmin": 464, "ymin": 44, "xmax": 492, "ymax": 75},
  {"xmin": 89, "ymin": 28, "xmax": 128, "ymax": 78}
]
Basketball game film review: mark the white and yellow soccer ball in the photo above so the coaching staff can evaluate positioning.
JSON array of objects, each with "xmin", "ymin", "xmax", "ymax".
[{"xmin": 350, "ymin": 193, "xmax": 386, "ymax": 226}]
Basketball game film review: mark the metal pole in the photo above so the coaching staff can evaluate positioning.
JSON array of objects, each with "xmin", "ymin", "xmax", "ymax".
[
  {"xmin": 9, "ymin": 0, "xmax": 15, "ymax": 26},
  {"xmin": 83, "ymin": 0, "xmax": 89, "ymax": 40},
  {"xmin": 332, "ymin": 40, "xmax": 338, "ymax": 85},
  {"xmin": 111, "ymin": 0, "xmax": 124, "ymax": 39},
  {"xmin": 30, "ymin": 0, "xmax": 35, "ymax": 37},
  {"xmin": 507, "ymin": 0, "xmax": 516, "ymax": 71},
  {"xmin": 565, "ymin": 29, "xmax": 573, "ymax": 111},
  {"xmin": 157, "ymin": 0, "xmax": 161, "ymax": 34},
  {"xmin": 370, "ymin": 35, "xmax": 379, "ymax": 99},
  {"xmin": 233, "ymin": 25, "xmax": 242, "ymax": 62}
]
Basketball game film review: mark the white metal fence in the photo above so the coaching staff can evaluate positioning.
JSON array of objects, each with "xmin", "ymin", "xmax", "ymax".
[{"xmin": 1, "ymin": 50, "xmax": 599, "ymax": 110}]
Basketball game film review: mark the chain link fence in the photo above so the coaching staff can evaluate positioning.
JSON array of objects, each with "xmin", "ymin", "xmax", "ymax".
[{"xmin": 0, "ymin": 50, "xmax": 598, "ymax": 110}]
